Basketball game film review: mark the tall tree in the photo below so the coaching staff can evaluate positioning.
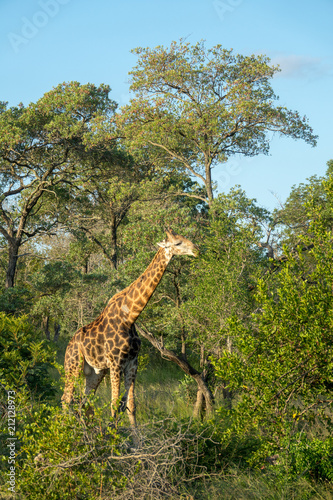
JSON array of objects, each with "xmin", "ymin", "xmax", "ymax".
[
  {"xmin": 120, "ymin": 40, "xmax": 317, "ymax": 207},
  {"xmin": 63, "ymin": 173, "xmax": 140, "ymax": 271},
  {"xmin": 0, "ymin": 82, "xmax": 119, "ymax": 287}
]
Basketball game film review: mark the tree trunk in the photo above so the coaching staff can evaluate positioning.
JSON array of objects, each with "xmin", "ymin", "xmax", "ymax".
[
  {"xmin": 42, "ymin": 316, "xmax": 51, "ymax": 340},
  {"xmin": 205, "ymin": 154, "xmax": 214, "ymax": 207},
  {"xmin": 193, "ymin": 388, "xmax": 206, "ymax": 420},
  {"xmin": 193, "ymin": 390, "xmax": 205, "ymax": 419},
  {"xmin": 5, "ymin": 239, "xmax": 20, "ymax": 288},
  {"xmin": 192, "ymin": 372, "xmax": 214, "ymax": 418},
  {"xmin": 53, "ymin": 322, "xmax": 61, "ymax": 342},
  {"xmin": 181, "ymin": 330, "xmax": 187, "ymax": 360},
  {"xmin": 110, "ymin": 214, "xmax": 118, "ymax": 270}
]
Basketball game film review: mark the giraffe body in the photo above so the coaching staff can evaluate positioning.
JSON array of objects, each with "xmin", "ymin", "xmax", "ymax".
[{"xmin": 61, "ymin": 230, "xmax": 198, "ymax": 426}]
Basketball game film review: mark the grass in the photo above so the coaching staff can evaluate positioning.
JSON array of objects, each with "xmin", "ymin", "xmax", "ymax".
[
  {"xmin": 85, "ymin": 346, "xmax": 197, "ymax": 424},
  {"xmin": 189, "ymin": 471, "xmax": 333, "ymax": 500}
]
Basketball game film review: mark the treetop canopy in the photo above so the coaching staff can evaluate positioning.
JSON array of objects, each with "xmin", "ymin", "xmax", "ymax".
[{"xmin": 119, "ymin": 40, "xmax": 317, "ymax": 204}]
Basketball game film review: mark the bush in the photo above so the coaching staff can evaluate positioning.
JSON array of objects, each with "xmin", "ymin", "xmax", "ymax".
[
  {"xmin": 287, "ymin": 435, "xmax": 333, "ymax": 482},
  {"xmin": 0, "ymin": 287, "xmax": 32, "ymax": 315},
  {"xmin": 0, "ymin": 313, "xmax": 57, "ymax": 400},
  {"xmin": 16, "ymin": 403, "xmax": 129, "ymax": 500},
  {"xmin": 15, "ymin": 407, "xmax": 210, "ymax": 500},
  {"xmin": 213, "ymin": 225, "xmax": 333, "ymax": 463}
]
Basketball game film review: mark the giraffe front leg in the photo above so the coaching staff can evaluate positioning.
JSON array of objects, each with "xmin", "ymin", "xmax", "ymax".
[
  {"xmin": 62, "ymin": 340, "xmax": 82, "ymax": 409},
  {"xmin": 61, "ymin": 378, "xmax": 75, "ymax": 408},
  {"xmin": 124, "ymin": 358, "xmax": 138, "ymax": 428}
]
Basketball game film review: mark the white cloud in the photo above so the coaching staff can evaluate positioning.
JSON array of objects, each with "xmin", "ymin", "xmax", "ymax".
[{"xmin": 271, "ymin": 54, "xmax": 332, "ymax": 80}]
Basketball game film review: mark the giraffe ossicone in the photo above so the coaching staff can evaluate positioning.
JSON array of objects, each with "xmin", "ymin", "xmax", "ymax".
[{"xmin": 61, "ymin": 229, "xmax": 199, "ymax": 427}]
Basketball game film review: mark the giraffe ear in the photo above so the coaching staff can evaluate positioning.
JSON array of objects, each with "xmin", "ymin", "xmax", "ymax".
[
  {"xmin": 165, "ymin": 228, "xmax": 176, "ymax": 239},
  {"xmin": 157, "ymin": 239, "xmax": 169, "ymax": 248},
  {"xmin": 158, "ymin": 229, "xmax": 173, "ymax": 247},
  {"xmin": 158, "ymin": 229, "xmax": 179, "ymax": 248}
]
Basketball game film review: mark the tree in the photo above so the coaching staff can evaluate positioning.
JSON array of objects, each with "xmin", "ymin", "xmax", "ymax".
[
  {"xmin": 120, "ymin": 40, "xmax": 317, "ymax": 207},
  {"xmin": 181, "ymin": 189, "xmax": 269, "ymax": 414},
  {"xmin": 0, "ymin": 82, "xmax": 119, "ymax": 287},
  {"xmin": 63, "ymin": 173, "xmax": 140, "ymax": 271},
  {"xmin": 214, "ymin": 173, "xmax": 333, "ymax": 461}
]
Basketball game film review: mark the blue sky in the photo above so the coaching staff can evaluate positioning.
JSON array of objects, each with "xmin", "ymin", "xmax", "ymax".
[{"xmin": 1, "ymin": 0, "xmax": 332, "ymax": 211}]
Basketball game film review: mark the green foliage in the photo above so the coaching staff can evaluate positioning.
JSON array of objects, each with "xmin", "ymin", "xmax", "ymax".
[
  {"xmin": 274, "ymin": 159, "xmax": 333, "ymax": 248},
  {"xmin": 286, "ymin": 434, "xmax": 333, "ymax": 482},
  {"xmin": 213, "ymin": 180, "xmax": 333, "ymax": 463},
  {"xmin": 15, "ymin": 403, "xmax": 128, "ymax": 499},
  {"xmin": 0, "ymin": 81, "xmax": 121, "ymax": 288},
  {"xmin": 185, "ymin": 189, "xmax": 268, "ymax": 348},
  {"xmin": 121, "ymin": 39, "xmax": 317, "ymax": 204},
  {"xmin": 0, "ymin": 313, "xmax": 57, "ymax": 400},
  {"xmin": 0, "ymin": 286, "xmax": 32, "ymax": 315},
  {"xmin": 67, "ymin": 234, "xmax": 99, "ymax": 270},
  {"xmin": 31, "ymin": 261, "xmax": 77, "ymax": 295}
]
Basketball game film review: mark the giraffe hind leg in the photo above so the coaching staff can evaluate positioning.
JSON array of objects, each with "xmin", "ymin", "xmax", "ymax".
[
  {"xmin": 109, "ymin": 357, "xmax": 138, "ymax": 428},
  {"xmin": 61, "ymin": 356, "xmax": 82, "ymax": 408},
  {"xmin": 83, "ymin": 360, "xmax": 108, "ymax": 399}
]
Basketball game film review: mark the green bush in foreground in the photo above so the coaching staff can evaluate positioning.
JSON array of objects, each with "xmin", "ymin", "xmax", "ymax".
[
  {"xmin": 16, "ymin": 403, "xmax": 128, "ymax": 500},
  {"xmin": 15, "ymin": 405, "xmax": 209, "ymax": 499}
]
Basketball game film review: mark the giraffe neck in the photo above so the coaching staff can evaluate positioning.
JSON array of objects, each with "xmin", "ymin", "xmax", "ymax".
[{"xmin": 109, "ymin": 247, "xmax": 173, "ymax": 325}]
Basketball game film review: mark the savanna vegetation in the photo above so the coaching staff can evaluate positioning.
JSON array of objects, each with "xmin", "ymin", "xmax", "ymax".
[{"xmin": 1, "ymin": 40, "xmax": 332, "ymax": 499}]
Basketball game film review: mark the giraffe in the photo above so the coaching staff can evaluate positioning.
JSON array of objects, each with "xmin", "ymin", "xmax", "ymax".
[{"xmin": 61, "ymin": 229, "xmax": 199, "ymax": 427}]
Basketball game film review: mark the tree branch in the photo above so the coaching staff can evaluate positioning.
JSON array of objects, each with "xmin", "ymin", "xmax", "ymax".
[{"xmin": 147, "ymin": 140, "xmax": 207, "ymax": 185}]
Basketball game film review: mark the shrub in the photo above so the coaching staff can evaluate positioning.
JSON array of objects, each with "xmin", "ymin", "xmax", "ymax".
[
  {"xmin": 16, "ymin": 403, "xmax": 129, "ymax": 500},
  {"xmin": 15, "ymin": 408, "xmax": 207, "ymax": 499},
  {"xmin": 287, "ymin": 435, "xmax": 333, "ymax": 482},
  {"xmin": 0, "ymin": 287, "xmax": 32, "ymax": 315},
  {"xmin": 0, "ymin": 313, "xmax": 57, "ymax": 400}
]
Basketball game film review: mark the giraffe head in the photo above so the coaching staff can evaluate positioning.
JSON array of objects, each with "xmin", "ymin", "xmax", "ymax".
[{"xmin": 157, "ymin": 229, "xmax": 199, "ymax": 258}]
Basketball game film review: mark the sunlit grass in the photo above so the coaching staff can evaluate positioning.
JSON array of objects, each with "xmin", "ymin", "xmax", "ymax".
[
  {"xmin": 95, "ymin": 353, "xmax": 196, "ymax": 425},
  {"xmin": 191, "ymin": 470, "xmax": 333, "ymax": 500}
]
